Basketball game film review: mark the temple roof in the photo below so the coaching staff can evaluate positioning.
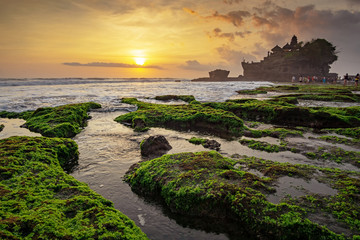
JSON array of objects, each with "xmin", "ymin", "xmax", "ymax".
[
  {"xmin": 283, "ymin": 43, "xmax": 291, "ymax": 49},
  {"xmin": 271, "ymin": 45, "xmax": 282, "ymax": 52}
]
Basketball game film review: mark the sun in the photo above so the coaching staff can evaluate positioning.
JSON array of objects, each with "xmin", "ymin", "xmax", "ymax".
[{"xmin": 134, "ymin": 57, "xmax": 146, "ymax": 66}]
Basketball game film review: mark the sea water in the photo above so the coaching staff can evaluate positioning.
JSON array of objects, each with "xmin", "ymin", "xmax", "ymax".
[{"xmin": 0, "ymin": 78, "xmax": 273, "ymax": 112}]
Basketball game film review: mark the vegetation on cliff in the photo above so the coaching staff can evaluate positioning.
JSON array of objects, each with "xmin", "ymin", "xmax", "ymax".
[
  {"xmin": 300, "ymin": 39, "xmax": 338, "ymax": 75},
  {"xmin": 125, "ymin": 151, "xmax": 359, "ymax": 239},
  {"xmin": 0, "ymin": 136, "xmax": 147, "ymax": 239},
  {"xmin": 0, "ymin": 102, "xmax": 101, "ymax": 138}
]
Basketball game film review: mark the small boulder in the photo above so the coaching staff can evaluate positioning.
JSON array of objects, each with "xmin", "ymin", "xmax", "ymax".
[
  {"xmin": 140, "ymin": 135, "xmax": 172, "ymax": 158},
  {"xmin": 203, "ymin": 139, "xmax": 221, "ymax": 151}
]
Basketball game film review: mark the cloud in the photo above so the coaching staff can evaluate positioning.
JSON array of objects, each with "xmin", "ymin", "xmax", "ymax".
[
  {"xmin": 184, "ymin": 8, "xmax": 251, "ymax": 27},
  {"xmin": 63, "ymin": 62, "xmax": 163, "ymax": 69},
  {"xmin": 347, "ymin": 0, "xmax": 360, "ymax": 5},
  {"xmin": 207, "ymin": 10, "xmax": 251, "ymax": 27},
  {"xmin": 183, "ymin": 7, "xmax": 197, "ymax": 15},
  {"xmin": 179, "ymin": 60, "xmax": 213, "ymax": 71},
  {"xmin": 207, "ymin": 28, "xmax": 251, "ymax": 41},
  {"xmin": 223, "ymin": 0, "xmax": 243, "ymax": 4},
  {"xmin": 217, "ymin": 46, "xmax": 256, "ymax": 65}
]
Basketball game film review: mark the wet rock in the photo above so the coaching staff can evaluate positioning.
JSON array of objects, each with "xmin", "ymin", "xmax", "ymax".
[
  {"xmin": 203, "ymin": 139, "xmax": 221, "ymax": 151},
  {"xmin": 140, "ymin": 135, "xmax": 172, "ymax": 158},
  {"xmin": 133, "ymin": 118, "xmax": 147, "ymax": 131}
]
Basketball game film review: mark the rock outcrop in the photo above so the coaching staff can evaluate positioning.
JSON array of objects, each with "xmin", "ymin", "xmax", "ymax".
[
  {"xmin": 241, "ymin": 35, "xmax": 338, "ymax": 82},
  {"xmin": 209, "ymin": 69, "xmax": 230, "ymax": 79},
  {"xmin": 140, "ymin": 135, "xmax": 172, "ymax": 158}
]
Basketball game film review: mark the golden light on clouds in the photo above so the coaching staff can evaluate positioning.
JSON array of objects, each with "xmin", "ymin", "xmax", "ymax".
[{"xmin": 0, "ymin": 0, "xmax": 359, "ymax": 78}]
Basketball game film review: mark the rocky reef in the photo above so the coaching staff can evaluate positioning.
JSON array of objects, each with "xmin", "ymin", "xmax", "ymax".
[
  {"xmin": 120, "ymin": 85, "xmax": 360, "ymax": 239},
  {"xmin": 0, "ymin": 136, "xmax": 148, "ymax": 239},
  {"xmin": 115, "ymin": 98, "xmax": 245, "ymax": 138},
  {"xmin": 0, "ymin": 102, "xmax": 101, "ymax": 138},
  {"xmin": 125, "ymin": 150, "xmax": 359, "ymax": 239}
]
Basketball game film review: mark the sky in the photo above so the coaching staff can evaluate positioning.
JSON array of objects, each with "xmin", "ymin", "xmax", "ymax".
[{"xmin": 0, "ymin": 0, "xmax": 360, "ymax": 79}]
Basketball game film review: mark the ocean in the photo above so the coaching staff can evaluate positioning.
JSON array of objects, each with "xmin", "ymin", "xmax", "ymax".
[{"xmin": 0, "ymin": 78, "xmax": 273, "ymax": 112}]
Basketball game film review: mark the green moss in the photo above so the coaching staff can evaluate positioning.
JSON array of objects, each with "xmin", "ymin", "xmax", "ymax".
[
  {"xmin": 236, "ymin": 89, "xmax": 267, "ymax": 95},
  {"xmin": 239, "ymin": 139, "xmax": 286, "ymax": 153},
  {"xmin": 234, "ymin": 156, "xmax": 360, "ymax": 236},
  {"xmin": 2, "ymin": 102, "xmax": 101, "ymax": 138},
  {"xmin": 326, "ymin": 127, "xmax": 360, "ymax": 140},
  {"xmin": 115, "ymin": 98, "xmax": 245, "ymax": 138},
  {"xmin": 257, "ymin": 85, "xmax": 355, "ymax": 94},
  {"xmin": 304, "ymin": 146, "xmax": 360, "ymax": 167},
  {"xmin": 0, "ymin": 136, "xmax": 147, "ymax": 239},
  {"xmin": 273, "ymin": 93, "xmax": 360, "ymax": 103},
  {"xmin": 317, "ymin": 135, "xmax": 360, "ymax": 146},
  {"xmin": 188, "ymin": 137, "xmax": 207, "ymax": 145},
  {"xmin": 0, "ymin": 110, "xmax": 34, "ymax": 120},
  {"xmin": 247, "ymin": 128, "xmax": 303, "ymax": 140},
  {"xmin": 125, "ymin": 151, "xmax": 349, "ymax": 239},
  {"xmin": 154, "ymin": 95, "xmax": 196, "ymax": 103},
  {"xmin": 203, "ymin": 99, "xmax": 360, "ymax": 129}
]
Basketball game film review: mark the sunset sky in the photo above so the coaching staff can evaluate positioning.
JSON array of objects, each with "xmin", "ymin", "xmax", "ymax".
[{"xmin": 1, "ymin": 0, "xmax": 360, "ymax": 79}]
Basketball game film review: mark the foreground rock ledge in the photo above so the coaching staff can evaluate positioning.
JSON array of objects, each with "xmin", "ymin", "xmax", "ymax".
[
  {"xmin": 125, "ymin": 151, "xmax": 359, "ymax": 239},
  {"xmin": 0, "ymin": 136, "xmax": 148, "ymax": 239}
]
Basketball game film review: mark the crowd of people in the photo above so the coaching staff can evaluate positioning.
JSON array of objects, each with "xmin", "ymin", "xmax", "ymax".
[{"xmin": 291, "ymin": 73, "xmax": 359, "ymax": 87}]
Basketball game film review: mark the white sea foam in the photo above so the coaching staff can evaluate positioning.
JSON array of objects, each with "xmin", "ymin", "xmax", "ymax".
[{"xmin": 0, "ymin": 78, "xmax": 274, "ymax": 112}]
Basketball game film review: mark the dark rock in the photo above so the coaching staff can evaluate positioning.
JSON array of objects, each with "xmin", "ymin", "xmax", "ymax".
[
  {"xmin": 140, "ymin": 135, "xmax": 172, "ymax": 158},
  {"xmin": 133, "ymin": 118, "xmax": 146, "ymax": 129},
  {"xmin": 203, "ymin": 139, "xmax": 221, "ymax": 151}
]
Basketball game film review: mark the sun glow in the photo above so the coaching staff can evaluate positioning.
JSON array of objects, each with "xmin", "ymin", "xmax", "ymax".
[{"xmin": 134, "ymin": 57, "xmax": 146, "ymax": 66}]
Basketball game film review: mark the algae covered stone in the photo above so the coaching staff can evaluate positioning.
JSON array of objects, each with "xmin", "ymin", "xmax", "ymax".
[
  {"xmin": 125, "ymin": 151, "xmax": 349, "ymax": 239},
  {"xmin": 115, "ymin": 98, "xmax": 245, "ymax": 138},
  {"xmin": 0, "ymin": 136, "xmax": 148, "ymax": 239},
  {"xmin": 1, "ymin": 102, "xmax": 101, "ymax": 138}
]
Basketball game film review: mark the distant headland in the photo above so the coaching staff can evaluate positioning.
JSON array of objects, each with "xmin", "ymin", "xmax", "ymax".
[{"xmin": 192, "ymin": 35, "xmax": 338, "ymax": 82}]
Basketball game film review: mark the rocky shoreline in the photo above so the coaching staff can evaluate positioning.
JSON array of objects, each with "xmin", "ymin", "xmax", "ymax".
[
  {"xmin": 1, "ymin": 84, "xmax": 359, "ymax": 239},
  {"xmin": 0, "ymin": 104, "xmax": 148, "ymax": 239},
  {"xmin": 119, "ymin": 84, "xmax": 360, "ymax": 239}
]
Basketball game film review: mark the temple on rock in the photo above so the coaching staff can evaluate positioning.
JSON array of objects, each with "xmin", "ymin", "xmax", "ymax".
[{"xmin": 241, "ymin": 35, "xmax": 338, "ymax": 82}]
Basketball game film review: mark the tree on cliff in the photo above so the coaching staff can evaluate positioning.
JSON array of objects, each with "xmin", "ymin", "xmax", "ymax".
[{"xmin": 300, "ymin": 39, "xmax": 338, "ymax": 75}]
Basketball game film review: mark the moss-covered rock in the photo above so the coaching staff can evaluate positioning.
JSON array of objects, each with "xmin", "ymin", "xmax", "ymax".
[
  {"xmin": 115, "ymin": 98, "xmax": 245, "ymax": 138},
  {"xmin": 0, "ymin": 136, "xmax": 147, "ymax": 239},
  {"xmin": 327, "ymin": 127, "xmax": 360, "ymax": 140},
  {"xmin": 273, "ymin": 93, "xmax": 360, "ymax": 102},
  {"xmin": 236, "ymin": 156, "xmax": 360, "ymax": 237},
  {"xmin": 125, "ymin": 151, "xmax": 352, "ymax": 239},
  {"xmin": 235, "ymin": 89, "xmax": 267, "ymax": 95},
  {"xmin": 0, "ymin": 124, "xmax": 4, "ymax": 132},
  {"xmin": 1, "ymin": 102, "xmax": 101, "ymax": 138},
  {"xmin": 0, "ymin": 110, "xmax": 34, "ymax": 120},
  {"xmin": 204, "ymin": 100, "xmax": 360, "ymax": 128},
  {"xmin": 154, "ymin": 95, "xmax": 196, "ymax": 103},
  {"xmin": 256, "ymin": 85, "xmax": 355, "ymax": 94},
  {"xmin": 239, "ymin": 139, "xmax": 287, "ymax": 153}
]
